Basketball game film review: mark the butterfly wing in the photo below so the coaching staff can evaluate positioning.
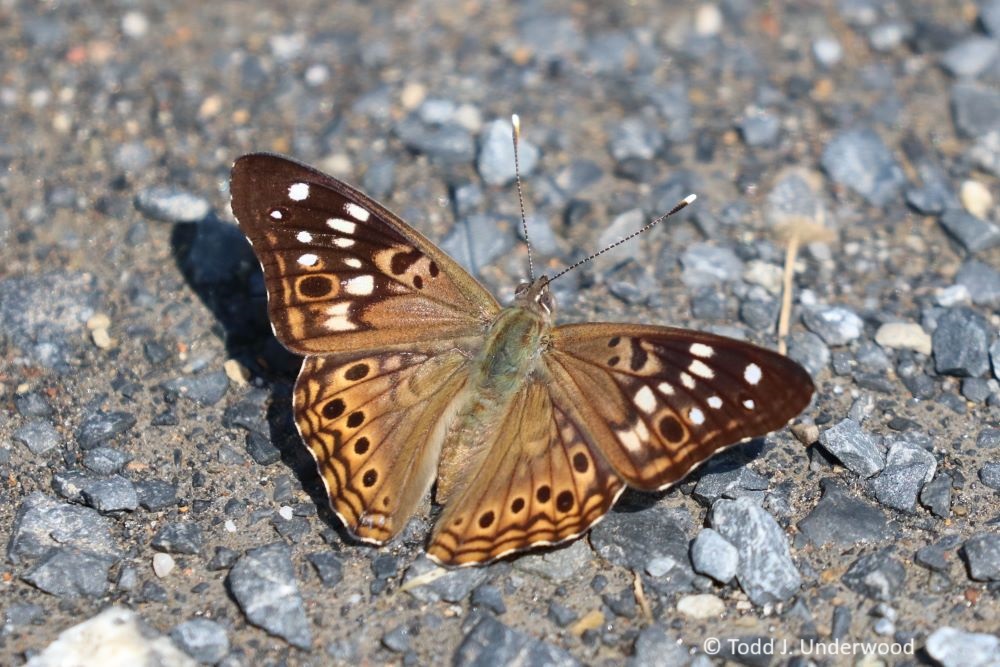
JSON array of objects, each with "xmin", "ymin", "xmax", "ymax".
[
  {"xmin": 546, "ymin": 323, "xmax": 814, "ymax": 490},
  {"xmin": 427, "ymin": 379, "xmax": 624, "ymax": 566},
  {"xmin": 295, "ymin": 348, "xmax": 471, "ymax": 544},
  {"xmin": 230, "ymin": 153, "xmax": 500, "ymax": 356}
]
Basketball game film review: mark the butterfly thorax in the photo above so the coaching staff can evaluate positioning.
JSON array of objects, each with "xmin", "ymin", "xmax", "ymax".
[{"xmin": 434, "ymin": 279, "xmax": 554, "ymax": 503}]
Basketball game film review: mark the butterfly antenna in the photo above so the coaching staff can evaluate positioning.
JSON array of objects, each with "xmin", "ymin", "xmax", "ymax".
[
  {"xmin": 511, "ymin": 114, "xmax": 534, "ymax": 281},
  {"xmin": 549, "ymin": 193, "xmax": 698, "ymax": 283}
]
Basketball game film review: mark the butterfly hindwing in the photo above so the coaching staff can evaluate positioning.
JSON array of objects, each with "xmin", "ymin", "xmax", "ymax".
[
  {"xmin": 230, "ymin": 153, "xmax": 499, "ymax": 356},
  {"xmin": 547, "ymin": 323, "xmax": 814, "ymax": 490},
  {"xmin": 427, "ymin": 380, "xmax": 624, "ymax": 566},
  {"xmin": 295, "ymin": 348, "xmax": 472, "ymax": 544}
]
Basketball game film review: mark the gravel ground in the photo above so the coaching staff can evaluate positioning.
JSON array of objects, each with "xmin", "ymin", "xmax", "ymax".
[{"xmin": 2, "ymin": 1, "xmax": 1000, "ymax": 665}]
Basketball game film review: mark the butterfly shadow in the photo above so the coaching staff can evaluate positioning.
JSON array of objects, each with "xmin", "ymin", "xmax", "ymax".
[{"xmin": 170, "ymin": 218, "xmax": 362, "ymax": 544}]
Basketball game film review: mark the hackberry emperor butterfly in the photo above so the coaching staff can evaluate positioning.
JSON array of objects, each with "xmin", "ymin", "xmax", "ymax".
[{"xmin": 230, "ymin": 136, "xmax": 813, "ymax": 566}]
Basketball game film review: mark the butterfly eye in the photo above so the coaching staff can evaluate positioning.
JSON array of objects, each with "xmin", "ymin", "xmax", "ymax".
[{"xmin": 514, "ymin": 282, "xmax": 530, "ymax": 296}]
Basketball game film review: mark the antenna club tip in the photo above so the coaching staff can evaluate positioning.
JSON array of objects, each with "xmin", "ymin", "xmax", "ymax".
[
  {"xmin": 683, "ymin": 193, "xmax": 697, "ymax": 205},
  {"xmin": 511, "ymin": 114, "xmax": 521, "ymax": 137}
]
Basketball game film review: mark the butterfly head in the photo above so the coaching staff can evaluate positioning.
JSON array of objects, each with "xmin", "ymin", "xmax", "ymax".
[{"xmin": 513, "ymin": 277, "xmax": 555, "ymax": 318}]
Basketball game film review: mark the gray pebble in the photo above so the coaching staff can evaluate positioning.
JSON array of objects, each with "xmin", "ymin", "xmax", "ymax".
[
  {"xmin": 710, "ymin": 497, "xmax": 801, "ymax": 605},
  {"xmin": 817, "ymin": 418, "xmax": 886, "ymax": 478},
  {"xmin": 962, "ymin": 533, "xmax": 1000, "ymax": 581},
  {"xmin": 608, "ymin": 116, "xmax": 664, "ymax": 162},
  {"xmin": 980, "ymin": 462, "xmax": 1000, "ymax": 490},
  {"xmin": 453, "ymin": 615, "xmax": 578, "ymax": 667},
  {"xmin": 13, "ymin": 419, "xmax": 61, "ymax": 455},
  {"xmin": 951, "ymin": 82, "xmax": 1000, "ymax": 137},
  {"xmin": 14, "ymin": 392, "xmax": 54, "ymax": 418},
  {"xmin": 382, "ymin": 624, "xmax": 411, "ymax": 653},
  {"xmin": 395, "ymin": 117, "xmax": 475, "ymax": 165},
  {"xmin": 547, "ymin": 601, "xmax": 577, "ymax": 628},
  {"xmin": 938, "ymin": 209, "xmax": 1000, "ymax": 254},
  {"xmin": 151, "ymin": 522, "xmax": 203, "ymax": 555},
  {"xmin": 440, "ymin": 213, "xmax": 515, "ymax": 276},
  {"xmin": 820, "ymin": 128, "xmax": 906, "ymax": 206},
  {"xmin": 797, "ymin": 478, "xmax": 888, "ymax": 546},
  {"xmin": 135, "ymin": 479, "xmax": 178, "ymax": 511},
  {"xmin": 171, "ymin": 618, "xmax": 231, "ymax": 664},
  {"xmin": 841, "ymin": 549, "xmax": 906, "ymax": 600},
  {"xmin": 76, "ymin": 411, "xmax": 136, "ymax": 450},
  {"xmin": 940, "ymin": 36, "xmax": 999, "ymax": 79},
  {"xmin": 920, "ymin": 472, "xmax": 953, "ymax": 518},
  {"xmin": 739, "ymin": 112, "xmax": 780, "ymax": 147},
  {"xmin": 680, "ymin": 243, "xmax": 744, "ymax": 288},
  {"xmin": 401, "ymin": 556, "xmax": 487, "ymax": 603},
  {"xmin": 82, "ymin": 447, "xmax": 131, "ymax": 475},
  {"xmin": 788, "ymin": 330, "xmax": 830, "ymax": 376},
  {"xmin": 925, "ymin": 627, "xmax": 1000, "ymax": 667},
  {"xmin": 307, "ymin": 552, "xmax": 343, "ymax": 587},
  {"xmin": 82, "ymin": 476, "xmax": 139, "ymax": 513},
  {"xmin": 227, "ymin": 542, "xmax": 312, "ymax": 649},
  {"xmin": 802, "ymin": 305, "xmax": 864, "ymax": 346},
  {"xmin": 690, "ymin": 528, "xmax": 738, "ymax": 583},
  {"xmin": 956, "ymin": 259, "xmax": 1000, "ymax": 306},
  {"xmin": 163, "ymin": 371, "xmax": 230, "ymax": 406},
  {"xmin": 869, "ymin": 462, "xmax": 930, "ymax": 513},
  {"xmin": 477, "ymin": 118, "xmax": 539, "ymax": 186},
  {"xmin": 8, "ymin": 493, "xmax": 122, "ymax": 564},
  {"xmin": 932, "ymin": 307, "xmax": 992, "ymax": 377},
  {"xmin": 22, "ymin": 547, "xmax": 115, "ymax": 599}
]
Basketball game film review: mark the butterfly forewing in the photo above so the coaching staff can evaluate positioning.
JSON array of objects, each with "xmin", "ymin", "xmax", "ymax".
[
  {"xmin": 548, "ymin": 323, "xmax": 814, "ymax": 490},
  {"xmin": 230, "ymin": 153, "xmax": 499, "ymax": 356}
]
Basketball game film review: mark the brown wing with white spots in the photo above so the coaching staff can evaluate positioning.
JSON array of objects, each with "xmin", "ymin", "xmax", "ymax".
[
  {"xmin": 295, "ymin": 348, "xmax": 471, "ymax": 544},
  {"xmin": 547, "ymin": 323, "xmax": 814, "ymax": 491},
  {"xmin": 231, "ymin": 153, "xmax": 499, "ymax": 356},
  {"xmin": 427, "ymin": 380, "xmax": 624, "ymax": 566}
]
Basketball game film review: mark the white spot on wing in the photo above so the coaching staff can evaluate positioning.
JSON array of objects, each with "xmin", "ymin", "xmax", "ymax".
[
  {"xmin": 745, "ymin": 363, "xmax": 762, "ymax": 385},
  {"xmin": 707, "ymin": 396, "xmax": 723, "ymax": 409},
  {"xmin": 689, "ymin": 407, "xmax": 705, "ymax": 425},
  {"xmin": 680, "ymin": 372, "xmax": 695, "ymax": 389},
  {"xmin": 327, "ymin": 218, "xmax": 356, "ymax": 234},
  {"xmin": 690, "ymin": 343, "xmax": 714, "ymax": 358},
  {"xmin": 323, "ymin": 302, "xmax": 356, "ymax": 331},
  {"xmin": 743, "ymin": 399, "xmax": 756, "ymax": 410},
  {"xmin": 334, "ymin": 237, "xmax": 355, "ymax": 248},
  {"xmin": 634, "ymin": 386, "xmax": 656, "ymax": 414},
  {"xmin": 288, "ymin": 182, "xmax": 310, "ymax": 201},
  {"xmin": 344, "ymin": 258, "xmax": 362, "ymax": 268},
  {"xmin": 297, "ymin": 253, "xmax": 318, "ymax": 267},
  {"xmin": 269, "ymin": 210, "xmax": 283, "ymax": 220},
  {"xmin": 635, "ymin": 420, "xmax": 649, "ymax": 441},
  {"xmin": 689, "ymin": 359, "xmax": 714, "ymax": 379},
  {"xmin": 296, "ymin": 231, "xmax": 313, "ymax": 243},
  {"xmin": 657, "ymin": 381, "xmax": 675, "ymax": 396},
  {"xmin": 345, "ymin": 202, "xmax": 370, "ymax": 221},
  {"xmin": 616, "ymin": 427, "xmax": 642, "ymax": 453},
  {"xmin": 345, "ymin": 275, "xmax": 374, "ymax": 295}
]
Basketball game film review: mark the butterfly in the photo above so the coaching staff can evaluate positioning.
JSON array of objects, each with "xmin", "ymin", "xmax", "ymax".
[{"xmin": 230, "ymin": 148, "xmax": 814, "ymax": 566}]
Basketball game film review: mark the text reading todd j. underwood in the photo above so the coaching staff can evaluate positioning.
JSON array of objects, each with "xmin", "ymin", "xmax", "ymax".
[{"xmin": 702, "ymin": 636, "xmax": 916, "ymax": 658}]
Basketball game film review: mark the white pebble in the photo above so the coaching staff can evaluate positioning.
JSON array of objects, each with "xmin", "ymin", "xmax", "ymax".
[
  {"xmin": 677, "ymin": 593, "xmax": 726, "ymax": 619},
  {"xmin": 152, "ymin": 553, "xmax": 175, "ymax": 578},
  {"xmin": 278, "ymin": 505, "xmax": 294, "ymax": 520},
  {"xmin": 960, "ymin": 179, "xmax": 993, "ymax": 220},
  {"xmin": 874, "ymin": 322, "xmax": 932, "ymax": 356}
]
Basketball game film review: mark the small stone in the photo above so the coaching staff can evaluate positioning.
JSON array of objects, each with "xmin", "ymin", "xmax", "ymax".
[
  {"xmin": 163, "ymin": 371, "xmax": 230, "ymax": 406},
  {"xmin": 135, "ymin": 186, "xmax": 211, "ymax": 223},
  {"xmin": 628, "ymin": 625, "xmax": 690, "ymax": 667},
  {"xmin": 170, "ymin": 619, "xmax": 230, "ymax": 664},
  {"xmin": 15, "ymin": 392, "xmax": 54, "ymax": 417},
  {"xmin": 797, "ymin": 478, "xmax": 888, "ymax": 546},
  {"xmin": 227, "ymin": 542, "xmax": 312, "ymax": 649},
  {"xmin": 920, "ymin": 472, "xmax": 953, "ymax": 518},
  {"xmin": 742, "ymin": 261, "xmax": 783, "ymax": 295},
  {"xmin": 690, "ymin": 528, "xmax": 739, "ymax": 583},
  {"xmin": 962, "ymin": 533, "xmax": 1000, "ymax": 581},
  {"xmin": 76, "ymin": 411, "xmax": 137, "ymax": 450},
  {"xmin": 957, "ymin": 259, "xmax": 1000, "ymax": 306},
  {"xmin": 28, "ymin": 607, "xmax": 194, "ymax": 666},
  {"xmin": 710, "ymin": 497, "xmax": 801, "ymax": 605},
  {"xmin": 440, "ymin": 213, "xmax": 516, "ymax": 275},
  {"xmin": 960, "ymin": 180, "xmax": 994, "ymax": 220},
  {"xmin": 82, "ymin": 447, "xmax": 131, "ymax": 475},
  {"xmin": 938, "ymin": 209, "xmax": 1000, "ymax": 254},
  {"xmin": 788, "ymin": 331, "xmax": 830, "ymax": 376},
  {"xmin": 984, "ymin": 0, "xmax": 1000, "ymax": 37},
  {"xmin": 962, "ymin": 377, "xmax": 993, "ymax": 403},
  {"xmin": 135, "ymin": 479, "xmax": 178, "ymax": 511},
  {"xmin": 82, "ymin": 476, "xmax": 139, "ymax": 513},
  {"xmin": 208, "ymin": 546, "xmax": 240, "ymax": 571},
  {"xmin": 608, "ymin": 116, "xmax": 664, "ymax": 162},
  {"xmin": 820, "ymin": 128, "xmax": 906, "ymax": 207},
  {"xmin": 594, "ymin": 208, "xmax": 646, "ymax": 271},
  {"xmin": 151, "ymin": 523, "xmax": 203, "ymax": 555},
  {"xmin": 925, "ymin": 627, "xmax": 1000, "ymax": 667},
  {"xmin": 874, "ymin": 322, "xmax": 932, "ymax": 355},
  {"xmin": 453, "ymin": 616, "xmax": 577, "ymax": 667},
  {"xmin": 676, "ymin": 594, "xmax": 725, "ymax": 619},
  {"xmin": 914, "ymin": 534, "xmax": 962, "ymax": 573},
  {"xmin": 817, "ymin": 419, "xmax": 885, "ymax": 478},
  {"xmin": 471, "ymin": 584, "xmax": 506, "ymax": 615},
  {"xmin": 381, "ymin": 625, "xmax": 411, "ymax": 653},
  {"xmin": 515, "ymin": 539, "xmax": 592, "ymax": 582},
  {"xmin": 477, "ymin": 118, "xmax": 539, "ymax": 186},
  {"xmin": 940, "ymin": 36, "xmax": 1000, "ymax": 79},
  {"xmin": 980, "ymin": 463, "xmax": 1000, "ymax": 490},
  {"xmin": 13, "ymin": 419, "xmax": 61, "ymax": 454},
  {"xmin": 23, "ymin": 547, "xmax": 115, "ymax": 599},
  {"xmin": 245, "ymin": 431, "xmax": 281, "ymax": 466},
  {"xmin": 547, "ymin": 601, "xmax": 578, "ymax": 628},
  {"xmin": 971, "ymin": 131, "xmax": 1000, "ymax": 177},
  {"xmin": 980, "ymin": 428, "xmax": 1000, "ymax": 449},
  {"xmin": 394, "ymin": 117, "xmax": 475, "ymax": 165},
  {"xmin": 401, "ymin": 556, "xmax": 487, "ymax": 603},
  {"xmin": 602, "ymin": 587, "xmax": 637, "ymax": 619},
  {"xmin": 8, "ymin": 493, "xmax": 122, "ymax": 564},
  {"xmin": 952, "ymin": 82, "xmax": 1000, "ymax": 138},
  {"xmin": 813, "ymin": 37, "xmax": 843, "ymax": 67},
  {"xmin": 308, "ymin": 552, "xmax": 343, "ymax": 588},
  {"xmin": 680, "ymin": 243, "xmax": 744, "ymax": 288},
  {"xmin": 932, "ymin": 307, "xmax": 992, "ymax": 377},
  {"xmin": 869, "ymin": 462, "xmax": 930, "ymax": 513},
  {"xmin": 152, "ymin": 552, "xmax": 175, "ymax": 578},
  {"xmin": 739, "ymin": 111, "xmax": 780, "ymax": 147},
  {"xmin": 841, "ymin": 549, "xmax": 906, "ymax": 601},
  {"xmin": 802, "ymin": 306, "xmax": 864, "ymax": 346}
]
